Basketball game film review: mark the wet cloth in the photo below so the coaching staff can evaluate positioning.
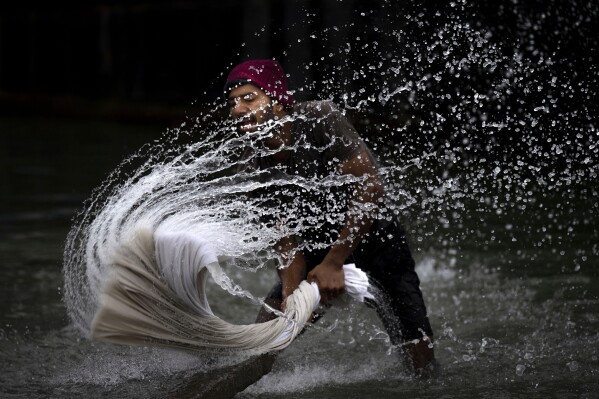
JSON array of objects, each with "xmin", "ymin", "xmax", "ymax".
[{"xmin": 90, "ymin": 227, "xmax": 375, "ymax": 353}]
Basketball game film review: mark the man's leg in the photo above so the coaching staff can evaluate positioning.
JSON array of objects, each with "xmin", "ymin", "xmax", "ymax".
[
  {"xmin": 169, "ymin": 284, "xmax": 282, "ymax": 398},
  {"xmin": 355, "ymin": 219, "xmax": 436, "ymax": 373},
  {"xmin": 250, "ymin": 277, "xmax": 326, "ymax": 386},
  {"xmin": 256, "ymin": 283, "xmax": 284, "ymax": 323}
]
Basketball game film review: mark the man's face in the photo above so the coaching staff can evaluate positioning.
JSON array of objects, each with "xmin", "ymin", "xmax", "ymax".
[{"xmin": 227, "ymin": 84, "xmax": 277, "ymax": 133}]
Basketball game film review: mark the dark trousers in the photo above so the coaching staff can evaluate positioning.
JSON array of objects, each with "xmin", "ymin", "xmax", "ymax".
[{"xmin": 264, "ymin": 218, "xmax": 433, "ymax": 344}]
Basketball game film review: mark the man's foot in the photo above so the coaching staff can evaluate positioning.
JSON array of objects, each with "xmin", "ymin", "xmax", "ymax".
[
  {"xmin": 402, "ymin": 337, "xmax": 438, "ymax": 377},
  {"xmin": 414, "ymin": 358, "xmax": 442, "ymax": 379}
]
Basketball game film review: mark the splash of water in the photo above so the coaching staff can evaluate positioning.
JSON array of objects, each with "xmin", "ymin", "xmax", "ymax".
[{"xmin": 63, "ymin": 0, "xmax": 598, "ymax": 345}]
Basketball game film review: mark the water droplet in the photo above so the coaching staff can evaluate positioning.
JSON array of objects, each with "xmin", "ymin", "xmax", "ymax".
[{"xmin": 567, "ymin": 361, "xmax": 579, "ymax": 372}]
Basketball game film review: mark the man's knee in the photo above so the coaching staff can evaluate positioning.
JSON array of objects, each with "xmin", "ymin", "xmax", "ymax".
[
  {"xmin": 255, "ymin": 296, "xmax": 282, "ymax": 323},
  {"xmin": 255, "ymin": 283, "xmax": 283, "ymax": 323}
]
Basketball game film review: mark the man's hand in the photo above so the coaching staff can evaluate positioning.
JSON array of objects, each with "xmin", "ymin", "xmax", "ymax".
[{"xmin": 307, "ymin": 259, "xmax": 345, "ymax": 303}]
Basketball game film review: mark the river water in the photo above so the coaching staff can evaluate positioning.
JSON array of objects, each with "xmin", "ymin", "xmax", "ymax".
[
  {"xmin": 1, "ymin": 113, "xmax": 597, "ymax": 398},
  {"xmin": 2, "ymin": 1, "xmax": 599, "ymax": 397}
]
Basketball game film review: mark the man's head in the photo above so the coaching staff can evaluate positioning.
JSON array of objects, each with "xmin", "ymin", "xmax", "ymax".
[
  {"xmin": 224, "ymin": 59, "xmax": 294, "ymax": 108},
  {"xmin": 224, "ymin": 60, "xmax": 294, "ymax": 133}
]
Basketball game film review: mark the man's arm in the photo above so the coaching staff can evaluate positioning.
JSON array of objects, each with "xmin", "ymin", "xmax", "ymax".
[
  {"xmin": 307, "ymin": 149, "xmax": 384, "ymax": 302},
  {"xmin": 275, "ymin": 235, "xmax": 307, "ymax": 306}
]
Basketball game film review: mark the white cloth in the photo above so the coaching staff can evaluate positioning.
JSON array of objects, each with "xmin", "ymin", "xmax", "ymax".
[{"xmin": 90, "ymin": 227, "xmax": 374, "ymax": 354}]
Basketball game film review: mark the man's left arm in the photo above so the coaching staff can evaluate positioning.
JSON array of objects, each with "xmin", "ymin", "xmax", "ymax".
[{"xmin": 307, "ymin": 148, "xmax": 384, "ymax": 302}]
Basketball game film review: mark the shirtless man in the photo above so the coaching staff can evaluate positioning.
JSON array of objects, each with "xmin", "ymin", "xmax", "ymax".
[{"xmin": 225, "ymin": 59, "xmax": 435, "ymax": 373}]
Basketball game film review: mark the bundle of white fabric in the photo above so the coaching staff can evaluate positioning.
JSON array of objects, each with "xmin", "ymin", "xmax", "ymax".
[{"xmin": 91, "ymin": 227, "xmax": 374, "ymax": 354}]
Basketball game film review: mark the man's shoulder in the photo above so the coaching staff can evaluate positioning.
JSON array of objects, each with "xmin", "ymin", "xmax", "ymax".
[{"xmin": 293, "ymin": 100, "xmax": 341, "ymax": 117}]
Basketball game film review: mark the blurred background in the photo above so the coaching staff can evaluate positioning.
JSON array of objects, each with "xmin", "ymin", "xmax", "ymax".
[
  {"xmin": 0, "ymin": 0, "xmax": 381, "ymax": 224},
  {"xmin": 1, "ymin": 0, "xmax": 595, "ymax": 221}
]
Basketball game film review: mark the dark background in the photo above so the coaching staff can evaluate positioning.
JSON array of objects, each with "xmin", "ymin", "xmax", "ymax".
[
  {"xmin": 2, "ymin": 1, "xmax": 594, "ymax": 118},
  {"xmin": 0, "ymin": 0, "xmax": 367, "ymax": 120},
  {"xmin": 1, "ymin": 0, "xmax": 597, "ymax": 222}
]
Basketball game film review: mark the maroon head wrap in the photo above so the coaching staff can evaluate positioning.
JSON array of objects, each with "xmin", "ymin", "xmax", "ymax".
[{"xmin": 224, "ymin": 59, "xmax": 294, "ymax": 108}]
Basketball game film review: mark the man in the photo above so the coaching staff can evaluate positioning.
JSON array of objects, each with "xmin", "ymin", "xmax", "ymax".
[{"xmin": 224, "ymin": 59, "xmax": 435, "ymax": 373}]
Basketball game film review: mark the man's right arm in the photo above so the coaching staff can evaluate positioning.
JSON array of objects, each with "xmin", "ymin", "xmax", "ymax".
[{"xmin": 275, "ymin": 235, "xmax": 307, "ymax": 307}]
